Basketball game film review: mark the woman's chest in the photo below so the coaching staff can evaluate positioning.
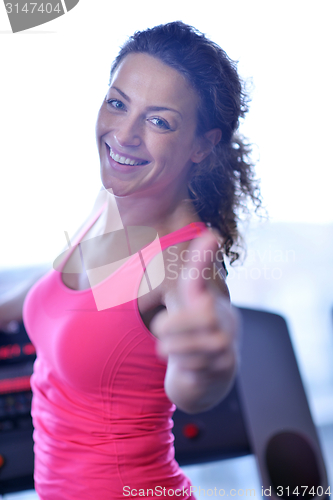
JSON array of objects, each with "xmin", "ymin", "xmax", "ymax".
[
  {"xmin": 60, "ymin": 231, "xmax": 193, "ymax": 332},
  {"xmin": 26, "ymin": 268, "xmax": 167, "ymax": 394},
  {"xmin": 61, "ymin": 238, "xmax": 167, "ymax": 332}
]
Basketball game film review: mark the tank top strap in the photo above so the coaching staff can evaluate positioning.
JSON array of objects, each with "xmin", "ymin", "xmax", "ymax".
[
  {"xmin": 54, "ymin": 201, "xmax": 108, "ymax": 273},
  {"xmin": 158, "ymin": 221, "xmax": 209, "ymax": 250},
  {"xmin": 140, "ymin": 221, "xmax": 228, "ymax": 277},
  {"xmin": 135, "ymin": 221, "xmax": 210, "ymax": 285}
]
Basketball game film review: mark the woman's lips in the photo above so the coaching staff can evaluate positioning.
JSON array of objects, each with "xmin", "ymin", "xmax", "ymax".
[{"xmin": 105, "ymin": 144, "xmax": 150, "ymax": 173}]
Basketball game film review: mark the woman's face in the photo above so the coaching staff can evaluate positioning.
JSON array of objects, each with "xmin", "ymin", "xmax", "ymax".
[{"xmin": 96, "ymin": 53, "xmax": 207, "ymax": 199}]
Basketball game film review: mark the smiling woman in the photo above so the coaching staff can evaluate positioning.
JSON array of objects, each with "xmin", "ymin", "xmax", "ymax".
[
  {"xmin": 107, "ymin": 22, "xmax": 261, "ymax": 261},
  {"xmin": 1, "ymin": 20, "xmax": 261, "ymax": 500},
  {"xmin": 97, "ymin": 53, "xmax": 209, "ymax": 205}
]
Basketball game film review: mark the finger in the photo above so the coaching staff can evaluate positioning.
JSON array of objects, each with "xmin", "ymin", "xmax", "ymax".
[
  {"xmin": 150, "ymin": 295, "xmax": 217, "ymax": 338},
  {"xmin": 149, "ymin": 308, "xmax": 169, "ymax": 338},
  {"xmin": 179, "ymin": 230, "xmax": 219, "ymax": 308},
  {"xmin": 215, "ymin": 300, "xmax": 241, "ymax": 346},
  {"xmin": 157, "ymin": 328, "xmax": 232, "ymax": 356},
  {"xmin": 167, "ymin": 351, "xmax": 236, "ymax": 373}
]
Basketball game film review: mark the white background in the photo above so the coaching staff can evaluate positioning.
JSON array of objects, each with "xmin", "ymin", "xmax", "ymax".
[{"xmin": 1, "ymin": 0, "xmax": 332, "ymax": 267}]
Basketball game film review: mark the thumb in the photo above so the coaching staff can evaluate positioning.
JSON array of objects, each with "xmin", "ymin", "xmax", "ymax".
[{"xmin": 179, "ymin": 230, "xmax": 219, "ymax": 308}]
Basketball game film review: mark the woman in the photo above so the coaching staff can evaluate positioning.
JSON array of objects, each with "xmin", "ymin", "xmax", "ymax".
[{"xmin": 10, "ymin": 21, "xmax": 260, "ymax": 499}]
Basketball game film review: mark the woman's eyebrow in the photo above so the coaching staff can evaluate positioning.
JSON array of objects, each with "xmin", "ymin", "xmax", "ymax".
[
  {"xmin": 110, "ymin": 86, "xmax": 182, "ymax": 117},
  {"xmin": 111, "ymin": 86, "xmax": 130, "ymax": 102},
  {"xmin": 146, "ymin": 106, "xmax": 182, "ymax": 118}
]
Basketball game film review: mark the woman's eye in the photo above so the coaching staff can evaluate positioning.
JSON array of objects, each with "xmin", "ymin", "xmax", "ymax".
[
  {"xmin": 106, "ymin": 99, "xmax": 126, "ymax": 110},
  {"xmin": 149, "ymin": 118, "xmax": 170, "ymax": 130}
]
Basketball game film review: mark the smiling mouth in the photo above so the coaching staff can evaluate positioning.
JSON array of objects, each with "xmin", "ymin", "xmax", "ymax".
[{"xmin": 108, "ymin": 146, "xmax": 149, "ymax": 166}]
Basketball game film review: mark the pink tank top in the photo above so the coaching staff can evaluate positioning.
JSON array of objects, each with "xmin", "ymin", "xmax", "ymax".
[{"xmin": 23, "ymin": 204, "xmax": 208, "ymax": 500}]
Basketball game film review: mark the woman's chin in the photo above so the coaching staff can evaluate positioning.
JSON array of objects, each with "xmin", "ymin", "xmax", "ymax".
[{"xmin": 100, "ymin": 174, "xmax": 135, "ymax": 198}]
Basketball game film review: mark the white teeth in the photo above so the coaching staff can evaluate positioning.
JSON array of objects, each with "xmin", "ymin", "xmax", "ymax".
[{"xmin": 109, "ymin": 147, "xmax": 146, "ymax": 166}]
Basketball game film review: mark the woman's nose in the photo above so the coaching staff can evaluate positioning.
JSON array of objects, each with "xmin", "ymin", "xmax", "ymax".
[{"xmin": 114, "ymin": 116, "xmax": 142, "ymax": 148}]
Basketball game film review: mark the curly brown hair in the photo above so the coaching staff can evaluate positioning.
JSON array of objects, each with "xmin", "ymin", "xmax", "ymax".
[{"xmin": 110, "ymin": 21, "xmax": 262, "ymax": 263}]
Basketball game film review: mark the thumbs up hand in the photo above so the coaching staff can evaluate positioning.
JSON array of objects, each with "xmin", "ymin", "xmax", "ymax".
[{"xmin": 151, "ymin": 230, "xmax": 239, "ymax": 414}]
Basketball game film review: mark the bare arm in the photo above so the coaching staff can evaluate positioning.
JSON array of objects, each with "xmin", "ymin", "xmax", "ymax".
[
  {"xmin": 0, "ymin": 188, "xmax": 107, "ymax": 332},
  {"xmin": 0, "ymin": 265, "xmax": 50, "ymax": 331}
]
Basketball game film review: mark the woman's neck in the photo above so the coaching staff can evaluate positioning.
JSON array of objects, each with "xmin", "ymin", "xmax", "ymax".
[{"xmin": 98, "ymin": 186, "xmax": 202, "ymax": 238}]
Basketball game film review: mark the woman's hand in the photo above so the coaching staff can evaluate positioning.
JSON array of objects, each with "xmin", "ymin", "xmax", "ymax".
[{"xmin": 150, "ymin": 231, "xmax": 239, "ymax": 414}]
